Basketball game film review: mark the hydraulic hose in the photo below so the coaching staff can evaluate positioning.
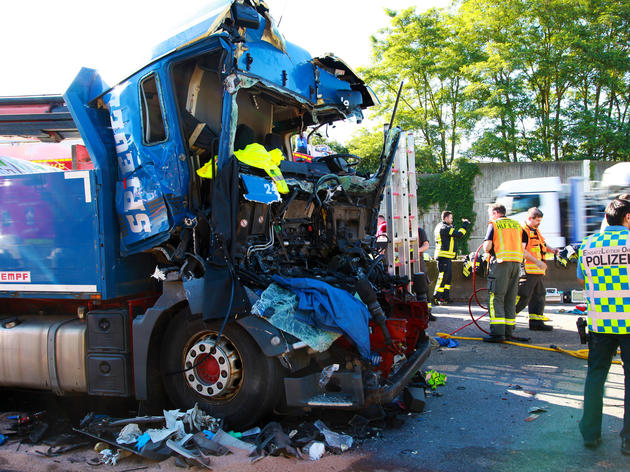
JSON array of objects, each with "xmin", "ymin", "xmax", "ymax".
[{"xmin": 450, "ymin": 243, "xmax": 490, "ymax": 337}]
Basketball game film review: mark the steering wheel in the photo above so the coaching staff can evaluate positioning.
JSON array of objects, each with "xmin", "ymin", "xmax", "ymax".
[{"xmin": 311, "ymin": 153, "xmax": 361, "ymax": 173}]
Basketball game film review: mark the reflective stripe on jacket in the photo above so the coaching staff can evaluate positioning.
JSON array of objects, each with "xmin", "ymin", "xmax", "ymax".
[
  {"xmin": 434, "ymin": 220, "xmax": 470, "ymax": 259},
  {"xmin": 523, "ymin": 224, "xmax": 547, "ymax": 274},
  {"xmin": 579, "ymin": 228, "xmax": 630, "ymax": 334},
  {"xmin": 491, "ymin": 217, "xmax": 523, "ymax": 262}
]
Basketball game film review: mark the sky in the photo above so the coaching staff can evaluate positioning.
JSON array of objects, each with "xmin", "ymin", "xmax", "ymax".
[{"xmin": 1, "ymin": 0, "xmax": 451, "ymax": 140}]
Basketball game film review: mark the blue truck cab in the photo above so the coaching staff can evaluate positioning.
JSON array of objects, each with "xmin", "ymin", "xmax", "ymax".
[{"xmin": 0, "ymin": 1, "xmax": 430, "ymax": 428}]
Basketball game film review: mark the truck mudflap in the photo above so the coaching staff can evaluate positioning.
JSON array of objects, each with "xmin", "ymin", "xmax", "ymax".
[{"xmin": 284, "ymin": 336, "xmax": 431, "ymax": 409}]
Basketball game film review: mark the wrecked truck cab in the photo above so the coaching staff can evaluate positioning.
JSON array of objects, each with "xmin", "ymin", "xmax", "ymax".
[{"xmin": 30, "ymin": 0, "xmax": 429, "ymax": 428}]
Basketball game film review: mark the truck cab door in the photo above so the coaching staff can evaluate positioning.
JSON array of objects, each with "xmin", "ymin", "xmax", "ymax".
[{"xmin": 103, "ymin": 68, "xmax": 190, "ymax": 255}]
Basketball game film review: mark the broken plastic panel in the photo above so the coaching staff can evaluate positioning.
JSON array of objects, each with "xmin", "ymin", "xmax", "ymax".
[{"xmin": 241, "ymin": 174, "xmax": 281, "ymax": 204}]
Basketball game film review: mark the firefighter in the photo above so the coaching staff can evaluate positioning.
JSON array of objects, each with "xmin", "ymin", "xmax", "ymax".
[
  {"xmin": 483, "ymin": 203, "xmax": 524, "ymax": 342},
  {"xmin": 578, "ymin": 197, "xmax": 630, "ymax": 454},
  {"xmin": 515, "ymin": 207, "xmax": 559, "ymax": 331},
  {"xmin": 433, "ymin": 211, "xmax": 471, "ymax": 304}
]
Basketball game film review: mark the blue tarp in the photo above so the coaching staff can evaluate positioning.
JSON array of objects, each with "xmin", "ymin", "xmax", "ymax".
[{"xmin": 271, "ymin": 275, "xmax": 371, "ymax": 359}]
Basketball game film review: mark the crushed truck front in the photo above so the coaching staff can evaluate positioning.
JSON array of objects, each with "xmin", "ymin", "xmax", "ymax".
[{"xmin": 1, "ymin": 0, "xmax": 430, "ymax": 428}]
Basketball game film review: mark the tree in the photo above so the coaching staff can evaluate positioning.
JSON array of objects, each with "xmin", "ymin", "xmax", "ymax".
[
  {"xmin": 346, "ymin": 128, "xmax": 384, "ymax": 174},
  {"xmin": 362, "ymin": 7, "xmax": 479, "ymax": 171},
  {"xmin": 362, "ymin": 0, "xmax": 630, "ymax": 163},
  {"xmin": 460, "ymin": 0, "xmax": 530, "ymax": 162}
]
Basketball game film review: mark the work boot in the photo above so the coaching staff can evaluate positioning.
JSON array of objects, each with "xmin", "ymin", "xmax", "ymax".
[
  {"xmin": 482, "ymin": 335, "xmax": 505, "ymax": 343},
  {"xmin": 622, "ymin": 438, "xmax": 630, "ymax": 455},
  {"xmin": 506, "ymin": 334, "xmax": 531, "ymax": 342},
  {"xmin": 428, "ymin": 312, "xmax": 437, "ymax": 321},
  {"xmin": 583, "ymin": 437, "xmax": 602, "ymax": 449},
  {"xmin": 529, "ymin": 320, "xmax": 553, "ymax": 331}
]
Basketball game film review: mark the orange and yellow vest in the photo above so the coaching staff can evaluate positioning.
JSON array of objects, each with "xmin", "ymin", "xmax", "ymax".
[
  {"xmin": 523, "ymin": 224, "xmax": 547, "ymax": 274},
  {"xmin": 490, "ymin": 217, "xmax": 523, "ymax": 263}
]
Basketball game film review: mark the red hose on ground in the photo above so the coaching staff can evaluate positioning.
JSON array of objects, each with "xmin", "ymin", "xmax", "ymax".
[{"xmin": 447, "ymin": 243, "xmax": 490, "ymax": 336}]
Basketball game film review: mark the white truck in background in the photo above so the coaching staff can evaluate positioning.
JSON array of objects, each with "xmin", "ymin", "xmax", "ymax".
[{"xmin": 494, "ymin": 162, "xmax": 630, "ymax": 247}]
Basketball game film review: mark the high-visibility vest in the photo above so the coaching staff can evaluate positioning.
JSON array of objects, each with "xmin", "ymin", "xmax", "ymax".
[
  {"xmin": 523, "ymin": 224, "xmax": 547, "ymax": 274},
  {"xmin": 490, "ymin": 217, "xmax": 523, "ymax": 262},
  {"xmin": 579, "ymin": 228, "xmax": 630, "ymax": 334},
  {"xmin": 434, "ymin": 221, "xmax": 470, "ymax": 259},
  {"xmin": 197, "ymin": 143, "xmax": 289, "ymax": 194}
]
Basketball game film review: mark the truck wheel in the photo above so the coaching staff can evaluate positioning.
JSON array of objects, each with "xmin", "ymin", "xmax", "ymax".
[{"xmin": 161, "ymin": 313, "xmax": 282, "ymax": 429}]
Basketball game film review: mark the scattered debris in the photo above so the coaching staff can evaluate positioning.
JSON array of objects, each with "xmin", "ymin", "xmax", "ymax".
[
  {"xmin": 314, "ymin": 420, "xmax": 353, "ymax": 452},
  {"xmin": 256, "ymin": 422, "xmax": 299, "ymax": 457},
  {"xmin": 525, "ymin": 406, "xmax": 548, "ymax": 422},
  {"xmin": 403, "ymin": 387, "xmax": 426, "ymax": 413},
  {"xmin": 434, "ymin": 337, "xmax": 460, "ymax": 348},
  {"xmin": 166, "ymin": 439, "xmax": 212, "ymax": 469},
  {"xmin": 425, "ymin": 370, "xmax": 447, "ymax": 389},
  {"xmin": 117, "ymin": 423, "xmax": 143, "ymax": 445},
  {"xmin": 303, "ymin": 441, "xmax": 325, "ymax": 460},
  {"xmin": 319, "ymin": 364, "xmax": 340, "ymax": 389},
  {"xmin": 213, "ymin": 429, "xmax": 257, "ymax": 454},
  {"xmin": 1, "ymin": 403, "xmax": 368, "ymax": 467},
  {"xmin": 192, "ymin": 432, "xmax": 230, "ymax": 456}
]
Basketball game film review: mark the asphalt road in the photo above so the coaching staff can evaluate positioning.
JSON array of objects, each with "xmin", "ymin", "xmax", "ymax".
[{"xmin": 357, "ymin": 302, "xmax": 630, "ymax": 472}]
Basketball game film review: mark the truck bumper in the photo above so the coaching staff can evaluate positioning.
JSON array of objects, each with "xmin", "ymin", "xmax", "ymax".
[
  {"xmin": 284, "ymin": 335, "xmax": 431, "ymax": 409},
  {"xmin": 364, "ymin": 335, "xmax": 431, "ymax": 406}
]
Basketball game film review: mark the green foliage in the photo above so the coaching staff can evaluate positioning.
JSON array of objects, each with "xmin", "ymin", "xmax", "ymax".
[
  {"xmin": 363, "ymin": 0, "xmax": 630, "ymax": 164},
  {"xmin": 417, "ymin": 159, "xmax": 480, "ymax": 251},
  {"xmin": 346, "ymin": 128, "xmax": 383, "ymax": 174},
  {"xmin": 346, "ymin": 128, "xmax": 443, "ymax": 175}
]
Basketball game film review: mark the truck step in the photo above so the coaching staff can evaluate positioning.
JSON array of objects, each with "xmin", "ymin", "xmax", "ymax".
[{"xmin": 306, "ymin": 393, "xmax": 355, "ymax": 407}]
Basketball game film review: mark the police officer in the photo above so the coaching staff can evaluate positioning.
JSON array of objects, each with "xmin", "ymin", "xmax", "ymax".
[
  {"xmin": 578, "ymin": 197, "xmax": 630, "ymax": 454},
  {"xmin": 483, "ymin": 203, "xmax": 524, "ymax": 342},
  {"xmin": 433, "ymin": 211, "xmax": 470, "ymax": 304},
  {"xmin": 515, "ymin": 207, "xmax": 559, "ymax": 331}
]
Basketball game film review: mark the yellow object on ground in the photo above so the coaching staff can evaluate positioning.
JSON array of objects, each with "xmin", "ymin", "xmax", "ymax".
[
  {"xmin": 425, "ymin": 369, "xmax": 447, "ymax": 389},
  {"xmin": 435, "ymin": 332, "xmax": 622, "ymax": 364}
]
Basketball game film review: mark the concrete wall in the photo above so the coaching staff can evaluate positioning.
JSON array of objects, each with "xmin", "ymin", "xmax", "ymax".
[
  {"xmin": 417, "ymin": 161, "xmax": 615, "ymax": 254},
  {"xmin": 425, "ymin": 259, "xmax": 581, "ymax": 303}
]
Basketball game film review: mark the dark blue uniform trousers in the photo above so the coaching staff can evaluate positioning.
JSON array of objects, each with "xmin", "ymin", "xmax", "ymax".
[{"xmin": 579, "ymin": 332, "xmax": 630, "ymax": 442}]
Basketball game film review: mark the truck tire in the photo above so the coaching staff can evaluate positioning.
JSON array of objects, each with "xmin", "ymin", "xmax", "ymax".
[{"xmin": 160, "ymin": 313, "xmax": 282, "ymax": 429}]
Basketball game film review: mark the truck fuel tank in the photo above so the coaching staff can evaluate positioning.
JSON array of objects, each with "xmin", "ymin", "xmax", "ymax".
[{"xmin": 0, "ymin": 316, "xmax": 87, "ymax": 393}]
